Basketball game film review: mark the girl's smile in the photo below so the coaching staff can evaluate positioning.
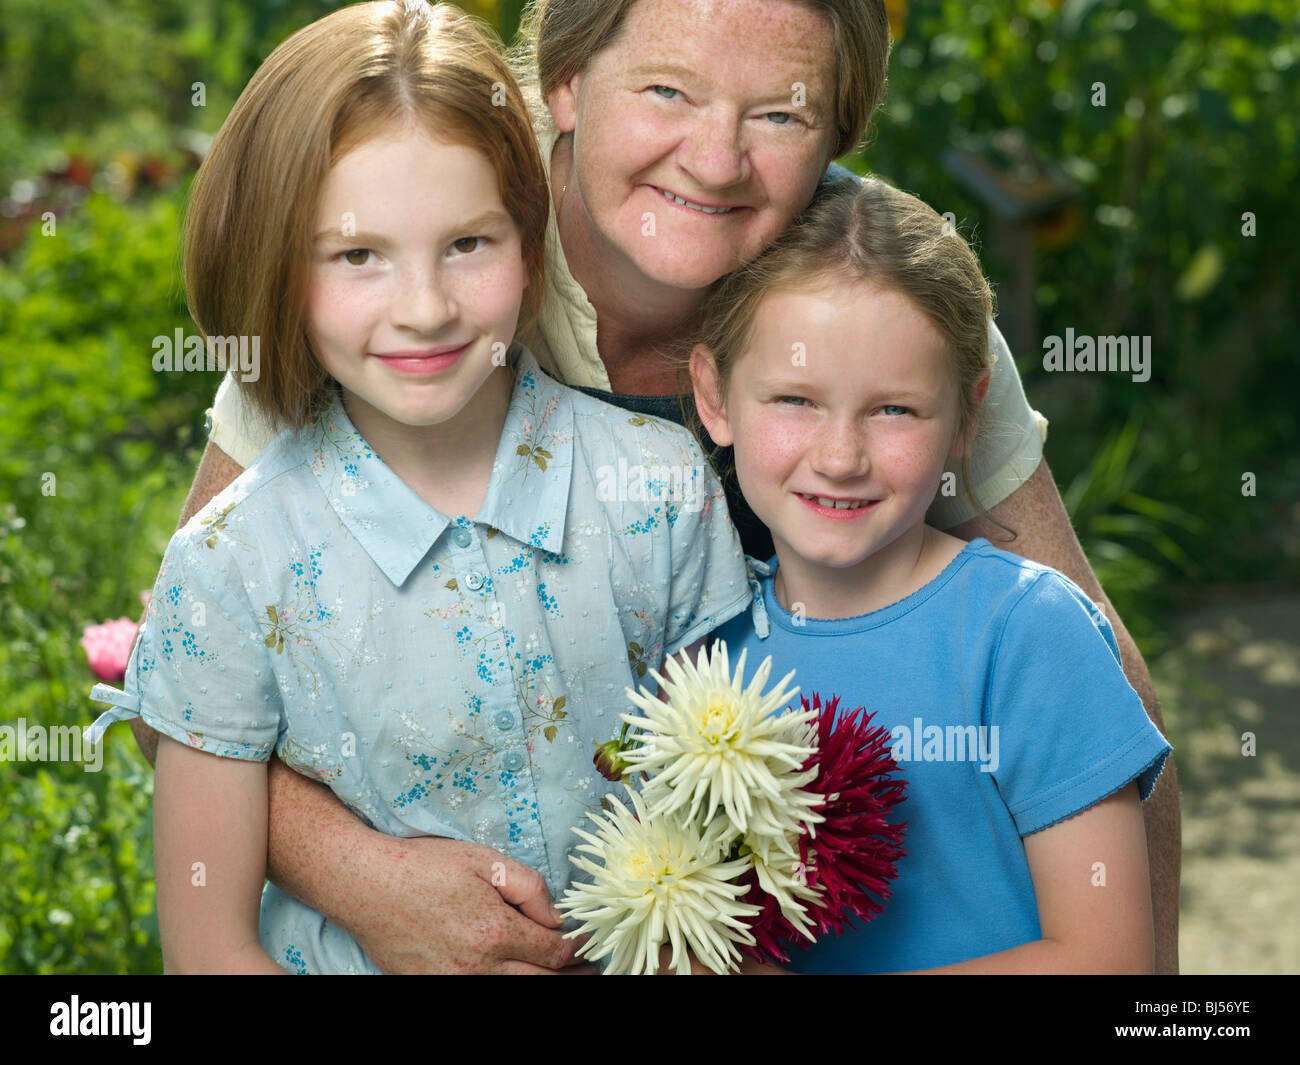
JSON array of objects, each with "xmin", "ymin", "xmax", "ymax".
[
  {"xmin": 370, "ymin": 341, "xmax": 474, "ymax": 375},
  {"xmin": 695, "ymin": 277, "xmax": 980, "ymax": 617}
]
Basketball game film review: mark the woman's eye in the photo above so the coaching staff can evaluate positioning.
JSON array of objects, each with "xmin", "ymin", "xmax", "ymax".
[
  {"xmin": 341, "ymin": 249, "xmax": 371, "ymax": 266},
  {"xmin": 764, "ymin": 111, "xmax": 795, "ymax": 125},
  {"xmin": 777, "ymin": 395, "xmax": 810, "ymax": 407},
  {"xmin": 650, "ymin": 85, "xmax": 680, "ymax": 100},
  {"xmin": 451, "ymin": 236, "xmax": 481, "ymax": 254},
  {"xmin": 881, "ymin": 404, "xmax": 910, "ymax": 417}
]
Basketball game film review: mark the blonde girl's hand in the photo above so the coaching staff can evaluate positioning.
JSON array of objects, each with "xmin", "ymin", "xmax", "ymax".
[{"xmin": 340, "ymin": 837, "xmax": 598, "ymax": 974}]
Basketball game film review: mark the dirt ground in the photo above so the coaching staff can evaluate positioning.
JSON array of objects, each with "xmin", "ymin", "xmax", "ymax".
[{"xmin": 1149, "ymin": 592, "xmax": 1300, "ymax": 974}]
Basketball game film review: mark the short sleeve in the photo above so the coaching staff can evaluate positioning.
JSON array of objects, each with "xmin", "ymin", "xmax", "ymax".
[
  {"xmin": 86, "ymin": 528, "xmax": 282, "ymax": 761},
  {"xmin": 987, "ymin": 572, "xmax": 1170, "ymax": 837},
  {"xmin": 207, "ymin": 371, "xmax": 279, "ymax": 469},
  {"xmin": 661, "ymin": 438, "xmax": 753, "ymax": 655},
  {"xmin": 927, "ymin": 320, "xmax": 1048, "ymax": 529}
]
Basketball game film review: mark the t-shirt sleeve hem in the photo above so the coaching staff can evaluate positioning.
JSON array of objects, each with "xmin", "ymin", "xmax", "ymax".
[
  {"xmin": 664, "ymin": 590, "xmax": 753, "ymax": 657},
  {"xmin": 1010, "ymin": 728, "xmax": 1172, "ymax": 837}
]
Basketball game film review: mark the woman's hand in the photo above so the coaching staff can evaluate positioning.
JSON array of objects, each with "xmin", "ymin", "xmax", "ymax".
[{"xmin": 331, "ymin": 834, "xmax": 596, "ymax": 975}]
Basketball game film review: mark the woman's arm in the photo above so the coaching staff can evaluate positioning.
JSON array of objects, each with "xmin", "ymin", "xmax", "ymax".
[
  {"xmin": 897, "ymin": 783, "xmax": 1152, "ymax": 974},
  {"xmin": 945, "ymin": 457, "xmax": 1181, "ymax": 974},
  {"xmin": 153, "ymin": 737, "xmax": 283, "ymax": 973}
]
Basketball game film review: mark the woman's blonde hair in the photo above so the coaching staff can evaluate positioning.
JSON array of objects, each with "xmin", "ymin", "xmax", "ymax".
[
  {"xmin": 696, "ymin": 176, "xmax": 1008, "ymax": 531},
  {"xmin": 507, "ymin": 0, "xmax": 891, "ymax": 163},
  {"xmin": 184, "ymin": 0, "xmax": 549, "ymax": 431}
]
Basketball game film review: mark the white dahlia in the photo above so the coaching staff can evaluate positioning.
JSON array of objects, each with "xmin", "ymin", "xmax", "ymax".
[
  {"xmin": 622, "ymin": 643, "xmax": 824, "ymax": 843},
  {"xmin": 557, "ymin": 787, "xmax": 760, "ymax": 974},
  {"xmin": 744, "ymin": 833, "xmax": 824, "ymax": 941}
]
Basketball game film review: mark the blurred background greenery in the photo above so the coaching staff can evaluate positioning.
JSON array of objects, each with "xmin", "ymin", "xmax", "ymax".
[{"xmin": 1, "ymin": 0, "xmax": 1296, "ymax": 973}]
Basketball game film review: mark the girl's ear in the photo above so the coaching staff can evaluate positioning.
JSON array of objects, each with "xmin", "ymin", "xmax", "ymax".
[
  {"xmin": 689, "ymin": 343, "xmax": 734, "ymax": 448},
  {"xmin": 949, "ymin": 367, "xmax": 992, "ymax": 460}
]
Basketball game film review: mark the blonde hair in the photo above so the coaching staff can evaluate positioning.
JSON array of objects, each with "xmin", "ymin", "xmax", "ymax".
[
  {"xmin": 697, "ymin": 176, "xmax": 1008, "ymax": 531},
  {"xmin": 508, "ymin": 0, "xmax": 891, "ymax": 163},
  {"xmin": 184, "ymin": 0, "xmax": 549, "ymax": 431}
]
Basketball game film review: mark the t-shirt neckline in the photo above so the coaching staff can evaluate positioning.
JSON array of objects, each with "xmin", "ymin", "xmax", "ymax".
[{"xmin": 761, "ymin": 537, "xmax": 991, "ymax": 634}]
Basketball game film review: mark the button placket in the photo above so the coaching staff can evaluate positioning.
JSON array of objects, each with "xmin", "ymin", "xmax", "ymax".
[{"xmin": 450, "ymin": 524, "xmax": 540, "ymax": 851}]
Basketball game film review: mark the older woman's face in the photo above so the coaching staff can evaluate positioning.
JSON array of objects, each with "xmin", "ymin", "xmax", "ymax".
[{"xmin": 548, "ymin": 0, "xmax": 839, "ymax": 291}]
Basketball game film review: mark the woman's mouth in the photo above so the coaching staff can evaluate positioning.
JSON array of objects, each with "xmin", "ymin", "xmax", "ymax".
[{"xmin": 650, "ymin": 185, "xmax": 740, "ymax": 215}]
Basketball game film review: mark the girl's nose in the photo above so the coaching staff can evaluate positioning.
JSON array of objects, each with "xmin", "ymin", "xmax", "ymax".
[
  {"xmin": 809, "ymin": 418, "xmax": 869, "ymax": 480},
  {"xmin": 391, "ymin": 264, "xmax": 456, "ymax": 334},
  {"xmin": 678, "ymin": 107, "xmax": 749, "ymax": 192}
]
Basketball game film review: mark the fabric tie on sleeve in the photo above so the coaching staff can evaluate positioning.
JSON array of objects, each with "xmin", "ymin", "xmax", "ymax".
[
  {"xmin": 745, "ymin": 556, "xmax": 772, "ymax": 640},
  {"xmin": 85, "ymin": 683, "xmax": 141, "ymax": 747}
]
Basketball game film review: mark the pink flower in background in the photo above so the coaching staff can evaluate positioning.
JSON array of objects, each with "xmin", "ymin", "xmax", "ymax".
[{"xmin": 81, "ymin": 618, "xmax": 140, "ymax": 683}]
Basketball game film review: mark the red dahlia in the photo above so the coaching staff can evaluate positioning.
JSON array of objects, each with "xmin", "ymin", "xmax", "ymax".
[{"xmin": 741, "ymin": 694, "xmax": 908, "ymax": 964}]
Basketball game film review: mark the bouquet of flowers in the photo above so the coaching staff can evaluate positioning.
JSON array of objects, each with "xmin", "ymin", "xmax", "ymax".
[{"xmin": 557, "ymin": 642, "xmax": 907, "ymax": 974}]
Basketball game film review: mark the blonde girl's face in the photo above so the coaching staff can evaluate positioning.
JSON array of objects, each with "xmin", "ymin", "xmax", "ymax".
[
  {"xmin": 304, "ymin": 121, "xmax": 527, "ymax": 435},
  {"xmin": 693, "ymin": 279, "xmax": 971, "ymax": 582}
]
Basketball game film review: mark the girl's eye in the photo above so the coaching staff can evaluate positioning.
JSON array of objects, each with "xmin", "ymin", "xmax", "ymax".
[
  {"xmin": 451, "ymin": 236, "xmax": 481, "ymax": 254},
  {"xmin": 777, "ymin": 395, "xmax": 810, "ymax": 407},
  {"xmin": 881, "ymin": 404, "xmax": 910, "ymax": 417},
  {"xmin": 342, "ymin": 249, "xmax": 371, "ymax": 266},
  {"xmin": 764, "ymin": 111, "xmax": 795, "ymax": 125},
  {"xmin": 650, "ymin": 85, "xmax": 680, "ymax": 100}
]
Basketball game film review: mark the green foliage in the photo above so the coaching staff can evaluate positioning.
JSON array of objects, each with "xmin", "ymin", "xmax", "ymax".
[
  {"xmin": 0, "ymin": 188, "xmax": 212, "ymax": 973},
  {"xmin": 861, "ymin": 0, "xmax": 1300, "ymax": 627}
]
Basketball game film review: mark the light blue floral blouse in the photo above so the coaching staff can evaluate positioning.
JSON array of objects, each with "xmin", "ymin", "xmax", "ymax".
[{"xmin": 86, "ymin": 346, "xmax": 751, "ymax": 974}]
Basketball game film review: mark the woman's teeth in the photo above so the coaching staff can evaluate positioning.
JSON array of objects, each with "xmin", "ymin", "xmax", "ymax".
[
  {"xmin": 801, "ymin": 494, "xmax": 871, "ymax": 510},
  {"xmin": 657, "ymin": 187, "xmax": 735, "ymax": 214}
]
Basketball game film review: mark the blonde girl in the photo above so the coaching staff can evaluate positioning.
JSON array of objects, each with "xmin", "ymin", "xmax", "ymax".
[{"xmin": 694, "ymin": 177, "xmax": 1171, "ymax": 973}]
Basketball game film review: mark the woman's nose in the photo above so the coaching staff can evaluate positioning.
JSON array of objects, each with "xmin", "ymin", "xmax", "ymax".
[
  {"xmin": 678, "ymin": 107, "xmax": 749, "ymax": 191},
  {"xmin": 391, "ymin": 264, "xmax": 456, "ymax": 334}
]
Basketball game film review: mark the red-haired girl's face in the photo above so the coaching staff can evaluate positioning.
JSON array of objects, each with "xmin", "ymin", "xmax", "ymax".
[{"xmin": 304, "ymin": 121, "xmax": 527, "ymax": 441}]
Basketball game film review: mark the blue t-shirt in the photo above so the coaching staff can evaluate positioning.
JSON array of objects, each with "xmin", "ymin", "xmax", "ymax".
[{"xmin": 712, "ymin": 538, "xmax": 1170, "ymax": 974}]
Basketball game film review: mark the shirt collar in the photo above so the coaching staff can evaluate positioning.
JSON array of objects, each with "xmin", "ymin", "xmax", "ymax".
[
  {"xmin": 475, "ymin": 347, "xmax": 574, "ymax": 554},
  {"xmin": 304, "ymin": 346, "xmax": 573, "ymax": 588}
]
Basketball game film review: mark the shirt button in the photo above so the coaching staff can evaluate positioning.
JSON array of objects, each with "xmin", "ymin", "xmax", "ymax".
[
  {"xmin": 494, "ymin": 711, "xmax": 515, "ymax": 730},
  {"xmin": 502, "ymin": 751, "xmax": 525, "ymax": 772},
  {"xmin": 465, "ymin": 572, "xmax": 485, "ymax": 591},
  {"xmin": 453, "ymin": 528, "xmax": 472, "ymax": 548}
]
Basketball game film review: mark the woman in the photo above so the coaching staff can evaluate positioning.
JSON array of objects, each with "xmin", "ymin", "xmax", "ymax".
[{"xmin": 133, "ymin": 0, "xmax": 1179, "ymax": 973}]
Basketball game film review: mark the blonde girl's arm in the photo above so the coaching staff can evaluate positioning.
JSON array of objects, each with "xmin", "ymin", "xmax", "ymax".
[
  {"xmin": 947, "ymin": 459, "xmax": 1180, "ymax": 973},
  {"xmin": 154, "ymin": 735, "xmax": 284, "ymax": 974},
  {"xmin": 896, "ymin": 782, "xmax": 1153, "ymax": 974}
]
